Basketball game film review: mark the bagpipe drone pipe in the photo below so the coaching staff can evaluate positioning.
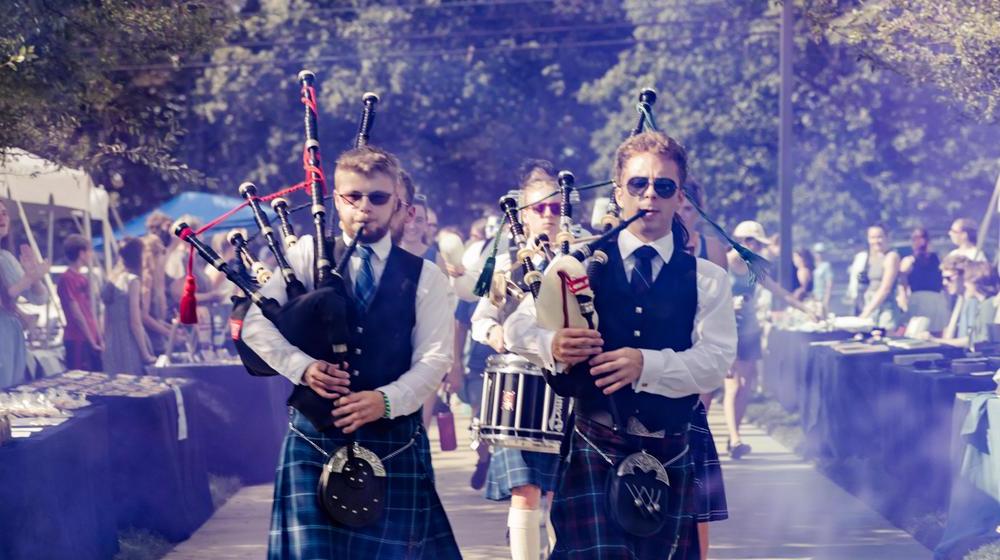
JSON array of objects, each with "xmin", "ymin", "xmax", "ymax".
[{"xmin": 177, "ymin": 71, "xmax": 380, "ymax": 433}]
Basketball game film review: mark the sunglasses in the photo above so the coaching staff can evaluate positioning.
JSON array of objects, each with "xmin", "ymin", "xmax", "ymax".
[
  {"xmin": 624, "ymin": 177, "xmax": 679, "ymax": 199},
  {"xmin": 338, "ymin": 190, "xmax": 394, "ymax": 207},
  {"xmin": 530, "ymin": 202, "xmax": 561, "ymax": 216}
]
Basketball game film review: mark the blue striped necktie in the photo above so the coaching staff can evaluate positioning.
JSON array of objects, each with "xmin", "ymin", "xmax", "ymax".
[{"xmin": 354, "ymin": 244, "xmax": 376, "ymax": 310}]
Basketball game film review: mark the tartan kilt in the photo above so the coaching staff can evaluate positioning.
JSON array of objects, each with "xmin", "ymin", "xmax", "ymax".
[
  {"xmin": 268, "ymin": 409, "xmax": 461, "ymax": 560},
  {"xmin": 485, "ymin": 446, "xmax": 561, "ymax": 501},
  {"xmin": 550, "ymin": 416, "xmax": 699, "ymax": 560},
  {"xmin": 689, "ymin": 402, "xmax": 728, "ymax": 522}
]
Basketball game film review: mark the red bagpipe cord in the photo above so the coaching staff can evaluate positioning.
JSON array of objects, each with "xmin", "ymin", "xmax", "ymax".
[{"xmin": 177, "ymin": 83, "xmax": 327, "ymax": 325}]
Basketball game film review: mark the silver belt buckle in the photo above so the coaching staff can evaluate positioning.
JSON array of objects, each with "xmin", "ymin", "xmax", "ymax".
[{"xmin": 626, "ymin": 416, "xmax": 665, "ymax": 438}]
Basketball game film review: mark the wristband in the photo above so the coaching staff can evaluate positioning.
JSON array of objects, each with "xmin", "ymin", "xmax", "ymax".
[{"xmin": 378, "ymin": 390, "xmax": 391, "ymax": 419}]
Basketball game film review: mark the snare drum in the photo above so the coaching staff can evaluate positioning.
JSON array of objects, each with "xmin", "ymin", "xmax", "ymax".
[{"xmin": 476, "ymin": 354, "xmax": 573, "ymax": 453}]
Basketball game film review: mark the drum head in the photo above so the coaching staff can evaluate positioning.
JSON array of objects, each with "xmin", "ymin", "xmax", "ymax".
[{"xmin": 486, "ymin": 353, "xmax": 544, "ymax": 375}]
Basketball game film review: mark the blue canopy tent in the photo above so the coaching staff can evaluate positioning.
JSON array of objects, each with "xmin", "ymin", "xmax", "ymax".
[
  {"xmin": 116, "ymin": 192, "xmax": 262, "ymax": 238},
  {"xmin": 101, "ymin": 192, "xmax": 277, "ymax": 248}
]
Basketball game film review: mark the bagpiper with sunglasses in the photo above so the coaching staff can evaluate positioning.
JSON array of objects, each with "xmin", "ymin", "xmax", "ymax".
[
  {"xmin": 505, "ymin": 131, "xmax": 737, "ymax": 560},
  {"xmin": 242, "ymin": 144, "xmax": 462, "ymax": 559}
]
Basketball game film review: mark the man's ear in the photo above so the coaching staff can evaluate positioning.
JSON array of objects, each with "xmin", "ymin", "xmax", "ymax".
[{"xmin": 613, "ymin": 186, "xmax": 623, "ymax": 208}]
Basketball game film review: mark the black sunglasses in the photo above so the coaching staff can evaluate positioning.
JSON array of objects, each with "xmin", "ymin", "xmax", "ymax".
[
  {"xmin": 624, "ymin": 177, "xmax": 679, "ymax": 199},
  {"xmin": 530, "ymin": 202, "xmax": 561, "ymax": 216},
  {"xmin": 338, "ymin": 190, "xmax": 394, "ymax": 207}
]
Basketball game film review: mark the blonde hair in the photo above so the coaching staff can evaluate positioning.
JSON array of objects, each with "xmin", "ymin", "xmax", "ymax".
[{"xmin": 334, "ymin": 145, "xmax": 403, "ymax": 190}]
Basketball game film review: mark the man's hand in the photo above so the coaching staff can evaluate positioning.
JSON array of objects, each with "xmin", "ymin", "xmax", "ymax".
[
  {"xmin": 486, "ymin": 324, "xmax": 505, "ymax": 353},
  {"xmin": 444, "ymin": 263, "xmax": 466, "ymax": 278},
  {"xmin": 589, "ymin": 347, "xmax": 643, "ymax": 395},
  {"xmin": 332, "ymin": 391, "xmax": 386, "ymax": 434},
  {"xmin": 552, "ymin": 328, "xmax": 603, "ymax": 366},
  {"xmin": 302, "ymin": 360, "xmax": 352, "ymax": 399}
]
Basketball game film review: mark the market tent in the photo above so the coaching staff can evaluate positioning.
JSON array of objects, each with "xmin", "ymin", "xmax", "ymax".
[
  {"xmin": 0, "ymin": 149, "xmax": 113, "ymax": 331},
  {"xmin": 111, "ymin": 191, "xmax": 267, "ymax": 242},
  {"xmin": 0, "ymin": 149, "xmax": 108, "ymax": 221}
]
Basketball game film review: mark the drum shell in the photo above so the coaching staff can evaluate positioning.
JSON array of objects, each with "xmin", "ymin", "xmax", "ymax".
[{"xmin": 477, "ymin": 354, "xmax": 572, "ymax": 454}]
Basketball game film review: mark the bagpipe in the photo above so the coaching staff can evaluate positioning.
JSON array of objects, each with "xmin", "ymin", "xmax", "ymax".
[
  {"xmin": 176, "ymin": 71, "xmax": 381, "ymax": 430},
  {"xmin": 175, "ymin": 72, "xmax": 387, "ymax": 528}
]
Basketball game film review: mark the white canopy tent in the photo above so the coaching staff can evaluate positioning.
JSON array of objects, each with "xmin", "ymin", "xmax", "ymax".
[{"xmin": 0, "ymin": 149, "xmax": 114, "ymax": 333}]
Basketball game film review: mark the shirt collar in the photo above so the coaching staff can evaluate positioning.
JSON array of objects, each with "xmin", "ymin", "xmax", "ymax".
[
  {"xmin": 618, "ymin": 228, "xmax": 673, "ymax": 264},
  {"xmin": 341, "ymin": 231, "xmax": 392, "ymax": 261}
]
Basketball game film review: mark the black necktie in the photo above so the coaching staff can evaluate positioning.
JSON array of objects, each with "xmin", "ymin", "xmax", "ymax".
[{"xmin": 630, "ymin": 245, "xmax": 658, "ymax": 296}]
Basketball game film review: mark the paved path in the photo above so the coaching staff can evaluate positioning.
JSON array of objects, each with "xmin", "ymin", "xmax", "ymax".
[{"xmin": 166, "ymin": 406, "xmax": 930, "ymax": 559}]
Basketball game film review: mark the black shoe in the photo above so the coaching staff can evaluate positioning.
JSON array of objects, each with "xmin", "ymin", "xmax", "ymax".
[
  {"xmin": 730, "ymin": 442, "xmax": 752, "ymax": 460},
  {"xmin": 470, "ymin": 457, "xmax": 490, "ymax": 490}
]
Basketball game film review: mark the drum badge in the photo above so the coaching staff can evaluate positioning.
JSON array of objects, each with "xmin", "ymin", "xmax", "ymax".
[
  {"xmin": 502, "ymin": 390, "xmax": 516, "ymax": 412},
  {"xmin": 548, "ymin": 395, "xmax": 565, "ymax": 431}
]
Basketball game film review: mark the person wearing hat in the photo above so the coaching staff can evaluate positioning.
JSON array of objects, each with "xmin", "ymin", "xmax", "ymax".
[
  {"xmin": 725, "ymin": 220, "xmax": 816, "ymax": 459},
  {"xmin": 811, "ymin": 242, "xmax": 834, "ymax": 316}
]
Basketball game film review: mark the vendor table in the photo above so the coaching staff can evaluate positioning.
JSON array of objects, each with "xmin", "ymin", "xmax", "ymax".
[
  {"xmin": 800, "ymin": 343, "xmax": 965, "ymax": 462},
  {"xmin": 0, "ymin": 407, "xmax": 118, "ymax": 560},
  {"xmin": 26, "ymin": 372, "xmax": 214, "ymax": 541},
  {"xmin": 876, "ymin": 365, "xmax": 996, "ymax": 515},
  {"xmin": 935, "ymin": 393, "xmax": 1000, "ymax": 559},
  {"xmin": 762, "ymin": 329, "xmax": 848, "ymax": 412},
  {"xmin": 154, "ymin": 362, "xmax": 289, "ymax": 484}
]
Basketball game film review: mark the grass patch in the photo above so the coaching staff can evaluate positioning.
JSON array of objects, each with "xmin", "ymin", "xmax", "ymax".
[
  {"xmin": 114, "ymin": 528, "xmax": 173, "ymax": 560},
  {"xmin": 745, "ymin": 393, "xmax": 804, "ymax": 453},
  {"xmin": 209, "ymin": 473, "xmax": 242, "ymax": 510},
  {"xmin": 967, "ymin": 540, "xmax": 1000, "ymax": 560}
]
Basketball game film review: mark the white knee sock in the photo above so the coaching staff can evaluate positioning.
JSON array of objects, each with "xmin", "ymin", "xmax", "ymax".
[{"xmin": 507, "ymin": 507, "xmax": 542, "ymax": 560}]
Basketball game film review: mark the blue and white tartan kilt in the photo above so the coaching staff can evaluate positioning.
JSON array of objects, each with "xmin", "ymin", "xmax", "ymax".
[
  {"xmin": 690, "ymin": 401, "xmax": 728, "ymax": 522},
  {"xmin": 268, "ymin": 409, "xmax": 461, "ymax": 560},
  {"xmin": 484, "ymin": 446, "xmax": 561, "ymax": 500},
  {"xmin": 550, "ymin": 416, "xmax": 699, "ymax": 560}
]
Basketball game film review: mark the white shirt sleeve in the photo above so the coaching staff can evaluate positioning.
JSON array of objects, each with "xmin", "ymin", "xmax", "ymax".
[
  {"xmin": 635, "ymin": 259, "xmax": 737, "ymax": 397},
  {"xmin": 470, "ymin": 297, "xmax": 502, "ymax": 344},
  {"xmin": 377, "ymin": 260, "xmax": 456, "ymax": 419},
  {"xmin": 240, "ymin": 236, "xmax": 317, "ymax": 386}
]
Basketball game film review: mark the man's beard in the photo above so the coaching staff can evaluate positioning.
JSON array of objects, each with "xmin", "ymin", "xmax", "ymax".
[{"xmin": 356, "ymin": 220, "xmax": 392, "ymax": 244}]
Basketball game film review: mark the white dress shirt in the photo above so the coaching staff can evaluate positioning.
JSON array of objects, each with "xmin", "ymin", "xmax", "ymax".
[
  {"xmin": 504, "ymin": 229, "xmax": 737, "ymax": 398},
  {"xmin": 241, "ymin": 232, "xmax": 456, "ymax": 419}
]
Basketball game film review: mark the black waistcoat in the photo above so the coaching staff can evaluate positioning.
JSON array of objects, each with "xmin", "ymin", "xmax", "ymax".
[
  {"xmin": 572, "ymin": 237, "xmax": 699, "ymax": 433},
  {"xmin": 334, "ymin": 239, "xmax": 423, "ymax": 418}
]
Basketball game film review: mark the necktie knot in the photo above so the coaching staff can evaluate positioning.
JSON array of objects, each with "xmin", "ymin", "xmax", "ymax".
[
  {"xmin": 633, "ymin": 245, "xmax": 658, "ymax": 263},
  {"xmin": 358, "ymin": 244, "xmax": 374, "ymax": 259}
]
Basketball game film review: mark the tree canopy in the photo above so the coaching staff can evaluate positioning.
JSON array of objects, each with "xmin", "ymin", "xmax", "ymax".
[
  {"xmin": 2, "ymin": 0, "xmax": 998, "ymax": 251},
  {"xmin": 1, "ymin": 0, "xmax": 230, "ymax": 209}
]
